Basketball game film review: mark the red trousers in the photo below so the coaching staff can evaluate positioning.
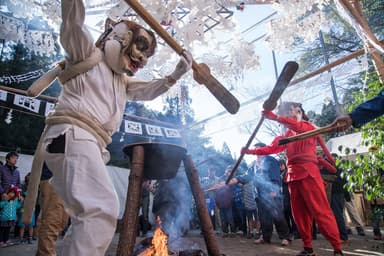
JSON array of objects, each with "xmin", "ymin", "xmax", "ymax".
[{"xmin": 289, "ymin": 176, "xmax": 341, "ymax": 251}]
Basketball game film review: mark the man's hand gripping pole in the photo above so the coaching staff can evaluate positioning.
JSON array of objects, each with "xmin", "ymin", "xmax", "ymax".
[{"xmin": 225, "ymin": 61, "xmax": 299, "ymax": 184}]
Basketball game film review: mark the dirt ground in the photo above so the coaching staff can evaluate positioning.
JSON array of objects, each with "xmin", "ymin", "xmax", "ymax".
[{"xmin": 2, "ymin": 227, "xmax": 384, "ymax": 256}]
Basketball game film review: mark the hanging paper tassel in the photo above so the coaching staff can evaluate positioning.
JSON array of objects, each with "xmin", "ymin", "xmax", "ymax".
[{"xmin": 5, "ymin": 109, "xmax": 13, "ymax": 124}]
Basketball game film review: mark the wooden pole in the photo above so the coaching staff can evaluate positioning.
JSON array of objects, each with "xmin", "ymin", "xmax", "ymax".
[
  {"xmin": 291, "ymin": 49, "xmax": 358, "ymax": 86},
  {"xmin": 183, "ymin": 155, "xmax": 221, "ymax": 256},
  {"xmin": 116, "ymin": 145, "xmax": 145, "ymax": 256},
  {"xmin": 0, "ymin": 85, "xmax": 57, "ymax": 102}
]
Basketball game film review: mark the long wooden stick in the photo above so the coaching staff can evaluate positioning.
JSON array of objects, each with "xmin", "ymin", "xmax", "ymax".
[
  {"xmin": 0, "ymin": 85, "xmax": 57, "ymax": 102},
  {"xmin": 278, "ymin": 119, "xmax": 349, "ymax": 145},
  {"xmin": 225, "ymin": 116, "xmax": 265, "ymax": 184},
  {"xmin": 124, "ymin": 0, "xmax": 240, "ymax": 114},
  {"xmin": 289, "ymin": 39, "xmax": 384, "ymax": 86}
]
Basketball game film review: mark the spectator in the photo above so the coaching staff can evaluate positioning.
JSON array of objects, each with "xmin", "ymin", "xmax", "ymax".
[
  {"xmin": 17, "ymin": 173, "xmax": 35, "ymax": 244},
  {"xmin": 367, "ymin": 169, "xmax": 384, "ymax": 240},
  {"xmin": 252, "ymin": 144, "xmax": 290, "ymax": 246},
  {"xmin": 0, "ymin": 152, "xmax": 21, "ymax": 199},
  {"xmin": 232, "ymin": 144, "xmax": 290, "ymax": 246},
  {"xmin": 344, "ymin": 193, "xmax": 366, "ymax": 236},
  {"xmin": 319, "ymin": 154, "xmax": 349, "ymax": 243},
  {"xmin": 0, "ymin": 186, "xmax": 22, "ymax": 247},
  {"xmin": 370, "ymin": 197, "xmax": 384, "ymax": 240},
  {"xmin": 279, "ymin": 159, "xmax": 298, "ymax": 240},
  {"xmin": 201, "ymin": 168, "xmax": 221, "ymax": 231},
  {"xmin": 240, "ymin": 167, "xmax": 259, "ymax": 239},
  {"xmin": 232, "ymin": 181, "xmax": 246, "ymax": 236},
  {"xmin": 214, "ymin": 166, "xmax": 235, "ymax": 237}
]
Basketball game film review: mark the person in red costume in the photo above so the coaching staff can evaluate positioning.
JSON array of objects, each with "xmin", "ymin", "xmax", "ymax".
[{"xmin": 241, "ymin": 102, "xmax": 343, "ymax": 256}]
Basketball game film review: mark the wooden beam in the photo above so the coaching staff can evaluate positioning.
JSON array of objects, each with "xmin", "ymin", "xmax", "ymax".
[
  {"xmin": 0, "ymin": 85, "xmax": 57, "ymax": 102},
  {"xmin": 289, "ymin": 40, "xmax": 384, "ymax": 86}
]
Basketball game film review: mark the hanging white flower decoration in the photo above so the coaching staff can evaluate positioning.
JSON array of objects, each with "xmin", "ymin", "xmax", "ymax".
[{"xmin": 266, "ymin": 0, "xmax": 331, "ymax": 52}]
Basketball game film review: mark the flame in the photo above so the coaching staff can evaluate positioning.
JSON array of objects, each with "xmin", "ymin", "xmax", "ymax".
[{"xmin": 139, "ymin": 216, "xmax": 168, "ymax": 256}]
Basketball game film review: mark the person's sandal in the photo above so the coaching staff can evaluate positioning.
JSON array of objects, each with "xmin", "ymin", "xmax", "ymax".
[
  {"xmin": 296, "ymin": 249, "xmax": 316, "ymax": 256},
  {"xmin": 254, "ymin": 236, "xmax": 270, "ymax": 244},
  {"xmin": 281, "ymin": 239, "xmax": 290, "ymax": 246}
]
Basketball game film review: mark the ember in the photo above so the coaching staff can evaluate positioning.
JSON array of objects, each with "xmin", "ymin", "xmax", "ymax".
[{"xmin": 139, "ymin": 217, "xmax": 168, "ymax": 256}]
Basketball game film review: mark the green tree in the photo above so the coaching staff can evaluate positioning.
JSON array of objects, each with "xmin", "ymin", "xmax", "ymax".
[{"xmin": 296, "ymin": 1, "xmax": 384, "ymax": 73}]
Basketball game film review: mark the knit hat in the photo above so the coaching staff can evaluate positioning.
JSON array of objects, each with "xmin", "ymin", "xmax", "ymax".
[{"xmin": 6, "ymin": 186, "xmax": 20, "ymax": 200}]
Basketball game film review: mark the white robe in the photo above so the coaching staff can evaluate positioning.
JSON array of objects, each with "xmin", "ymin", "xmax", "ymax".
[{"xmin": 43, "ymin": 0, "xmax": 172, "ymax": 255}]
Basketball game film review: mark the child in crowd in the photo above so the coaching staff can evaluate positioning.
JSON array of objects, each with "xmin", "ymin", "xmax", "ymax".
[
  {"xmin": 17, "ymin": 191, "xmax": 35, "ymax": 244},
  {"xmin": 0, "ymin": 186, "xmax": 22, "ymax": 247}
]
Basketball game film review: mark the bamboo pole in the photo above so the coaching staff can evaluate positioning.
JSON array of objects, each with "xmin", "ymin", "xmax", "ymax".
[
  {"xmin": 0, "ymin": 85, "xmax": 57, "ymax": 102},
  {"xmin": 289, "ymin": 39, "xmax": 384, "ymax": 86}
]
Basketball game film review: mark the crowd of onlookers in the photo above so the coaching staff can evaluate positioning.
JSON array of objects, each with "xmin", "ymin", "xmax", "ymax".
[
  {"xmin": 0, "ymin": 151, "xmax": 69, "ymax": 251},
  {"xmin": 197, "ymin": 154, "xmax": 383, "ymax": 245},
  {"xmin": 134, "ymin": 150, "xmax": 384, "ymax": 247},
  {"xmin": 2, "ymin": 149, "xmax": 383, "ymax": 252},
  {"xmin": 0, "ymin": 151, "xmax": 36, "ymax": 248}
]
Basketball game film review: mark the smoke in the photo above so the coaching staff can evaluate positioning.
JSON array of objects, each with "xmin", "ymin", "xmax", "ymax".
[
  {"xmin": 252, "ymin": 157, "xmax": 284, "ymax": 219},
  {"xmin": 152, "ymin": 166, "xmax": 193, "ymax": 239}
]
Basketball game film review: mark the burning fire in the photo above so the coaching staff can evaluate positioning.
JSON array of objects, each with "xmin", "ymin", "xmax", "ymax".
[{"xmin": 139, "ymin": 216, "xmax": 168, "ymax": 256}]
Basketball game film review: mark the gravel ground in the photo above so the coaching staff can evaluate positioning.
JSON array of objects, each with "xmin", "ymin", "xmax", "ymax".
[{"xmin": 2, "ymin": 227, "xmax": 384, "ymax": 256}]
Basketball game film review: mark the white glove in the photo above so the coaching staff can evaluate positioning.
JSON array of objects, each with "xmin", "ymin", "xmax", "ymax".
[{"xmin": 169, "ymin": 50, "xmax": 193, "ymax": 81}]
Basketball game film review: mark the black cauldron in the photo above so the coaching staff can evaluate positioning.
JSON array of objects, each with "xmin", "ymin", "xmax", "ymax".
[
  {"xmin": 121, "ymin": 114, "xmax": 187, "ymax": 180},
  {"xmin": 123, "ymin": 142, "xmax": 186, "ymax": 180}
]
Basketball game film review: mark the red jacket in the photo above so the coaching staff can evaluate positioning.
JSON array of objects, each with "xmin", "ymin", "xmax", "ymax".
[{"xmin": 247, "ymin": 116, "xmax": 333, "ymax": 182}]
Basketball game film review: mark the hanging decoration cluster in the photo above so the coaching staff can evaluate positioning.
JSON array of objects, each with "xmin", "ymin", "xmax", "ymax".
[
  {"xmin": 265, "ymin": 0, "xmax": 331, "ymax": 51},
  {"xmin": 1, "ymin": 0, "xmax": 370, "ymax": 90},
  {"xmin": 0, "ymin": 0, "xmax": 60, "ymax": 56}
]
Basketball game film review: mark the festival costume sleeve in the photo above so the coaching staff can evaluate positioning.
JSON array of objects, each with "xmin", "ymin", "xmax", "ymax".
[
  {"xmin": 276, "ymin": 116, "xmax": 316, "ymax": 133},
  {"xmin": 60, "ymin": 0, "xmax": 95, "ymax": 62},
  {"xmin": 125, "ymin": 76, "xmax": 172, "ymax": 101},
  {"xmin": 248, "ymin": 135, "xmax": 286, "ymax": 155},
  {"xmin": 317, "ymin": 157, "xmax": 337, "ymax": 173},
  {"xmin": 349, "ymin": 89, "xmax": 384, "ymax": 128}
]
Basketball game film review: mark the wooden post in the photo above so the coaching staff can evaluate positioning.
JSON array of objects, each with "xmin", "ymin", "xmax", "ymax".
[
  {"xmin": 183, "ymin": 155, "xmax": 221, "ymax": 256},
  {"xmin": 116, "ymin": 145, "xmax": 145, "ymax": 256}
]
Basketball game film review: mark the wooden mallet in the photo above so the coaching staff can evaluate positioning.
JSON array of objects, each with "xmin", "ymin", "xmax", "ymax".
[
  {"xmin": 124, "ymin": 0, "xmax": 240, "ymax": 114},
  {"xmin": 225, "ymin": 61, "xmax": 299, "ymax": 184}
]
